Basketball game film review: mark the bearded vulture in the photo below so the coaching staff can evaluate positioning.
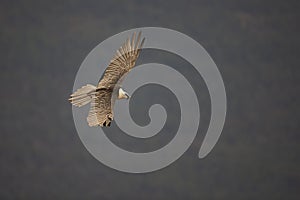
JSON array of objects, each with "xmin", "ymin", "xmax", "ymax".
[{"xmin": 69, "ymin": 32, "xmax": 145, "ymax": 127}]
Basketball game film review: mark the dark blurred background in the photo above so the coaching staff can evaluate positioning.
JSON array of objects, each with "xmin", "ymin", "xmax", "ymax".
[{"xmin": 0, "ymin": 0, "xmax": 299, "ymax": 199}]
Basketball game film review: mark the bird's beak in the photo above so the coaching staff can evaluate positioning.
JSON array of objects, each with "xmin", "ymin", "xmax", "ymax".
[{"xmin": 125, "ymin": 93, "xmax": 130, "ymax": 99}]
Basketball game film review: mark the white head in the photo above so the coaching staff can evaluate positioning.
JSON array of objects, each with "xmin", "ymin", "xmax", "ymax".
[{"xmin": 118, "ymin": 88, "xmax": 130, "ymax": 99}]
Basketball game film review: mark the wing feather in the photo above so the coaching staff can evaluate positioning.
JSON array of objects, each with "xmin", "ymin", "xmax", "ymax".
[{"xmin": 97, "ymin": 31, "xmax": 145, "ymax": 89}]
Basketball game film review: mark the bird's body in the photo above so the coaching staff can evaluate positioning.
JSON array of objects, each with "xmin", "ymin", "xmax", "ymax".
[{"xmin": 69, "ymin": 32, "xmax": 145, "ymax": 127}]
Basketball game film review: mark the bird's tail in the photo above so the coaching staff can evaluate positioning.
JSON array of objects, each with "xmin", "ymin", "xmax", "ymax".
[{"xmin": 69, "ymin": 84, "xmax": 97, "ymax": 107}]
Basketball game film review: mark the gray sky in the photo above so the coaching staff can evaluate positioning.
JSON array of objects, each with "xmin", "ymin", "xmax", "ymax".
[{"xmin": 0, "ymin": 0, "xmax": 299, "ymax": 199}]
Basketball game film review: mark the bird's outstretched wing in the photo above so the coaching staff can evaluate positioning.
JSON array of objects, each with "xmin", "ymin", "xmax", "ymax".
[
  {"xmin": 87, "ymin": 32, "xmax": 145, "ymax": 127},
  {"xmin": 97, "ymin": 31, "xmax": 145, "ymax": 89}
]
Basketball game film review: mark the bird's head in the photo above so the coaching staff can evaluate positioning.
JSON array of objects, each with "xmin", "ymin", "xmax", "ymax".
[{"xmin": 118, "ymin": 88, "xmax": 130, "ymax": 100}]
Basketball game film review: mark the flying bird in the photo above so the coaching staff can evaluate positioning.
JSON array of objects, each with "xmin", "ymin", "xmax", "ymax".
[{"xmin": 69, "ymin": 32, "xmax": 145, "ymax": 127}]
